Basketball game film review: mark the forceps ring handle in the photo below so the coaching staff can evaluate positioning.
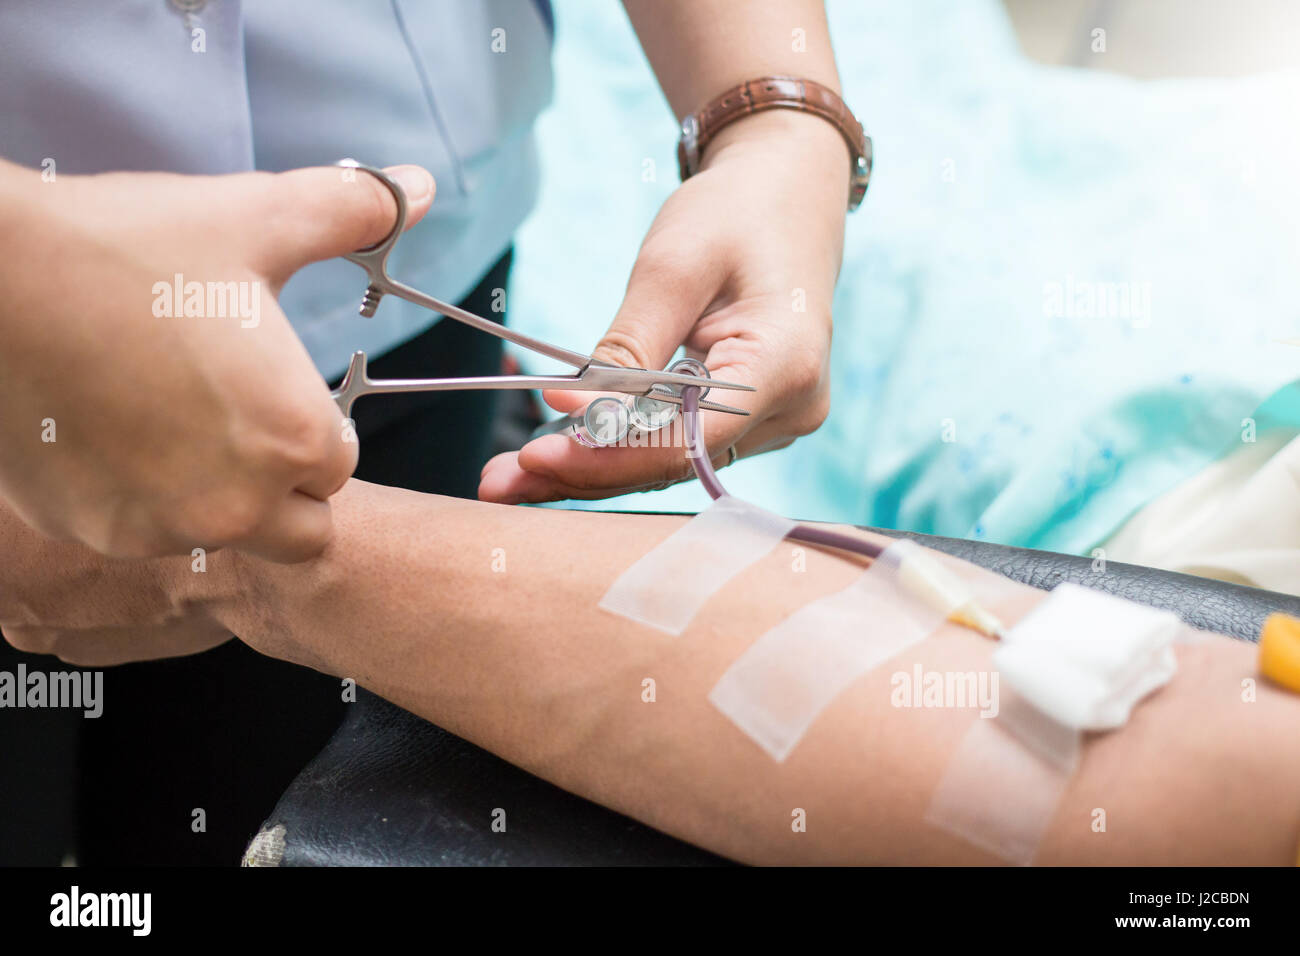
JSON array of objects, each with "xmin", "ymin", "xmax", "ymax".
[{"xmin": 337, "ymin": 159, "xmax": 405, "ymax": 317}]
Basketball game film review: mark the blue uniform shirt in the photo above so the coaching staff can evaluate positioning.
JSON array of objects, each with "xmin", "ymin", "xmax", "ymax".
[{"xmin": 0, "ymin": 0, "xmax": 554, "ymax": 378}]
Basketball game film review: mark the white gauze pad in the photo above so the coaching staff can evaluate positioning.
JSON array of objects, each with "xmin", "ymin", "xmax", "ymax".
[
  {"xmin": 993, "ymin": 582, "xmax": 1179, "ymax": 731},
  {"xmin": 598, "ymin": 495, "xmax": 796, "ymax": 635},
  {"xmin": 708, "ymin": 539, "xmax": 955, "ymax": 762},
  {"xmin": 925, "ymin": 583, "xmax": 1180, "ymax": 863}
]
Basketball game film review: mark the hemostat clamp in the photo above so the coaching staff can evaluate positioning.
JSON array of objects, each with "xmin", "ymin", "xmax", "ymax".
[{"xmin": 329, "ymin": 161, "xmax": 755, "ymax": 419}]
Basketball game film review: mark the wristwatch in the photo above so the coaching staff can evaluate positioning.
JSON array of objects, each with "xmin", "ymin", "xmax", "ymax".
[{"xmin": 676, "ymin": 76, "xmax": 873, "ymax": 211}]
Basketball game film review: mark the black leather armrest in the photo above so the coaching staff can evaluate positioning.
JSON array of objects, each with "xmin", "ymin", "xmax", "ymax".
[
  {"xmin": 875, "ymin": 528, "xmax": 1299, "ymax": 640},
  {"xmin": 244, "ymin": 529, "xmax": 1300, "ymax": 867}
]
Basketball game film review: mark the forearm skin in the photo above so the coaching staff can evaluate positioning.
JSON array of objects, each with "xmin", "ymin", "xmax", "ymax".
[
  {"xmin": 198, "ymin": 481, "xmax": 1300, "ymax": 864},
  {"xmin": 624, "ymin": 0, "xmax": 842, "ymax": 117}
]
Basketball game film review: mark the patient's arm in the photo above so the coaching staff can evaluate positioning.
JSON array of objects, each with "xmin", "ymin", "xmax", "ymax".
[{"xmin": 197, "ymin": 479, "xmax": 1300, "ymax": 865}]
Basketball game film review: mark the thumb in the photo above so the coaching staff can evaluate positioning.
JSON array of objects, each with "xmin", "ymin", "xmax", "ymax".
[
  {"xmin": 255, "ymin": 163, "xmax": 435, "ymax": 284},
  {"xmin": 596, "ymin": 245, "xmax": 724, "ymax": 370},
  {"xmin": 546, "ymin": 246, "xmax": 719, "ymax": 414}
]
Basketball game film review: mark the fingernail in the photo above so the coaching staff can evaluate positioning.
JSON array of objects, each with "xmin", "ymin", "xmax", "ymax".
[{"xmin": 384, "ymin": 165, "xmax": 433, "ymax": 202}]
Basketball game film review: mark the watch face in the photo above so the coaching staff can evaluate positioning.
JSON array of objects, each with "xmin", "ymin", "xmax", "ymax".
[
  {"xmin": 849, "ymin": 148, "xmax": 872, "ymax": 211},
  {"xmin": 679, "ymin": 115, "xmax": 701, "ymax": 176}
]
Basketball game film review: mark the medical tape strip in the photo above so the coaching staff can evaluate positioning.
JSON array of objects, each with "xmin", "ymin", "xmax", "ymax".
[
  {"xmin": 1175, "ymin": 626, "xmax": 1211, "ymax": 645},
  {"xmin": 598, "ymin": 495, "xmax": 796, "ymax": 635},
  {"xmin": 708, "ymin": 538, "xmax": 962, "ymax": 762},
  {"xmin": 924, "ymin": 583, "xmax": 1181, "ymax": 864},
  {"xmin": 923, "ymin": 692, "xmax": 1080, "ymax": 865}
]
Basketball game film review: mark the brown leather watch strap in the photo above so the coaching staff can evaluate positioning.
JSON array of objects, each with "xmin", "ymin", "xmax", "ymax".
[{"xmin": 676, "ymin": 76, "xmax": 873, "ymax": 210}]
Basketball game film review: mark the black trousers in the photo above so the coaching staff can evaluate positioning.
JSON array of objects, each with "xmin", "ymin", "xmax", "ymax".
[{"xmin": 60, "ymin": 249, "xmax": 515, "ymax": 866}]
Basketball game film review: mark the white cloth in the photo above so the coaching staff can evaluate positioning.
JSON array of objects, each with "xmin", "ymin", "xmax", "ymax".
[{"xmin": 1102, "ymin": 430, "xmax": 1300, "ymax": 596}]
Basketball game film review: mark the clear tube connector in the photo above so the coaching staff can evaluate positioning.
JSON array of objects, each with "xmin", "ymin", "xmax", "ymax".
[
  {"xmin": 531, "ymin": 358, "xmax": 711, "ymax": 447},
  {"xmin": 575, "ymin": 396, "xmax": 631, "ymax": 447}
]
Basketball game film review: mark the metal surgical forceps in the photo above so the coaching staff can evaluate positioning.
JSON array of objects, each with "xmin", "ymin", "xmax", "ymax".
[{"xmin": 329, "ymin": 161, "xmax": 755, "ymax": 419}]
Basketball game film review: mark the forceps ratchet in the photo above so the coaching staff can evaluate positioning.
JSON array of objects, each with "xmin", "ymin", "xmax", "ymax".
[{"xmin": 329, "ymin": 160, "xmax": 754, "ymax": 419}]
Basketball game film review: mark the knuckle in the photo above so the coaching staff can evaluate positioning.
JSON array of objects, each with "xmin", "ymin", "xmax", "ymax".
[
  {"xmin": 357, "ymin": 174, "xmax": 400, "ymax": 245},
  {"xmin": 631, "ymin": 238, "xmax": 694, "ymax": 285},
  {"xmin": 19, "ymin": 509, "xmax": 68, "ymax": 542},
  {"xmin": 795, "ymin": 390, "xmax": 832, "ymax": 436},
  {"xmin": 98, "ymin": 534, "xmax": 170, "ymax": 560},
  {"xmin": 627, "ymin": 240, "xmax": 715, "ymax": 299},
  {"xmin": 179, "ymin": 493, "xmax": 267, "ymax": 548},
  {"xmin": 322, "ymin": 438, "xmax": 359, "ymax": 493},
  {"xmin": 305, "ymin": 526, "xmax": 333, "ymax": 556},
  {"xmin": 783, "ymin": 346, "xmax": 826, "ymax": 400},
  {"xmin": 2, "ymin": 625, "xmax": 49, "ymax": 655},
  {"xmin": 769, "ymin": 435, "xmax": 798, "ymax": 453},
  {"xmin": 557, "ymin": 469, "xmax": 613, "ymax": 494},
  {"xmin": 92, "ymin": 509, "xmax": 176, "ymax": 559},
  {"xmin": 1, "ymin": 498, "xmax": 78, "ymax": 548},
  {"xmin": 286, "ymin": 522, "xmax": 333, "ymax": 563},
  {"xmin": 594, "ymin": 329, "xmax": 655, "ymax": 372},
  {"xmin": 267, "ymin": 400, "xmax": 337, "ymax": 473},
  {"xmin": 658, "ymin": 451, "xmax": 695, "ymax": 487}
]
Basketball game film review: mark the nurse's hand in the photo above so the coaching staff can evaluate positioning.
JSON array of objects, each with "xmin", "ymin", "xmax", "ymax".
[
  {"xmin": 0, "ymin": 159, "xmax": 433, "ymax": 562},
  {"xmin": 0, "ymin": 497, "xmax": 230, "ymax": 667},
  {"xmin": 478, "ymin": 111, "xmax": 849, "ymax": 503}
]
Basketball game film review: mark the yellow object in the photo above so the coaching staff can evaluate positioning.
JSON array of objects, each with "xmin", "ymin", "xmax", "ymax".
[
  {"xmin": 1258, "ymin": 613, "xmax": 1300, "ymax": 694},
  {"xmin": 1253, "ymin": 614, "xmax": 1300, "ymax": 866},
  {"xmin": 891, "ymin": 543, "xmax": 1006, "ymax": 640},
  {"xmin": 948, "ymin": 604, "xmax": 1007, "ymax": 640}
]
